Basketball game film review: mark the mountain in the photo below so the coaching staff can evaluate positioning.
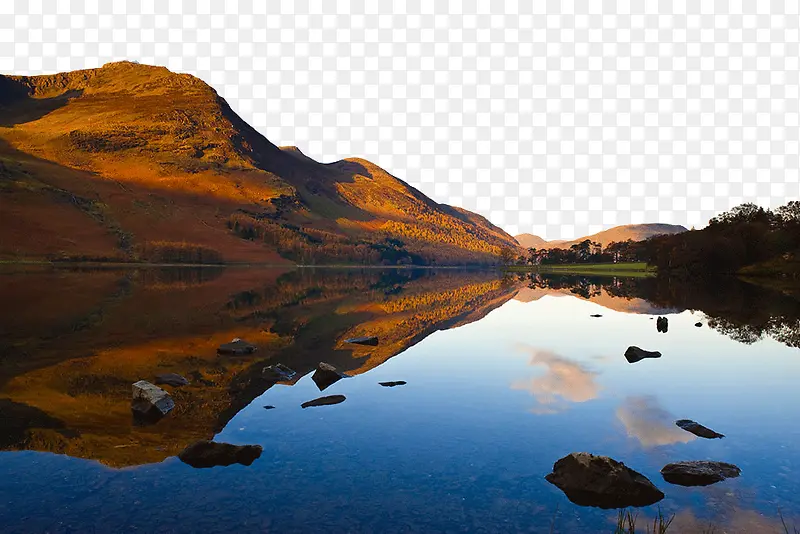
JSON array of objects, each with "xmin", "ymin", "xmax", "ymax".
[
  {"xmin": 0, "ymin": 62, "xmax": 519, "ymax": 265},
  {"xmin": 515, "ymin": 224, "xmax": 688, "ymax": 250}
]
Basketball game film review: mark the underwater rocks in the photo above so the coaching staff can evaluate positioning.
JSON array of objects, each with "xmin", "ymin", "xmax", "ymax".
[
  {"xmin": 178, "ymin": 440, "xmax": 263, "ymax": 468},
  {"xmin": 345, "ymin": 336, "xmax": 379, "ymax": 346},
  {"xmin": 676, "ymin": 419, "xmax": 725, "ymax": 439},
  {"xmin": 545, "ymin": 452, "xmax": 664, "ymax": 509},
  {"xmin": 154, "ymin": 373, "xmax": 189, "ymax": 387},
  {"xmin": 301, "ymin": 395, "xmax": 346, "ymax": 408},
  {"xmin": 262, "ymin": 363, "xmax": 296, "ymax": 381},
  {"xmin": 624, "ymin": 346, "xmax": 662, "ymax": 364},
  {"xmin": 217, "ymin": 338, "xmax": 257, "ymax": 355},
  {"xmin": 131, "ymin": 380, "xmax": 174, "ymax": 421},
  {"xmin": 660, "ymin": 461, "xmax": 741, "ymax": 487},
  {"xmin": 312, "ymin": 362, "xmax": 350, "ymax": 391}
]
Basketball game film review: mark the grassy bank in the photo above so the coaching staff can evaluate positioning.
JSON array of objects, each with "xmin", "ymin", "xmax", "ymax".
[{"xmin": 503, "ymin": 262, "xmax": 655, "ymax": 277}]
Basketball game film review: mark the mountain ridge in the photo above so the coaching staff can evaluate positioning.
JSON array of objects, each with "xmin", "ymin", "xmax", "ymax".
[
  {"xmin": 515, "ymin": 223, "xmax": 688, "ymax": 250},
  {"xmin": 0, "ymin": 61, "xmax": 519, "ymax": 265}
]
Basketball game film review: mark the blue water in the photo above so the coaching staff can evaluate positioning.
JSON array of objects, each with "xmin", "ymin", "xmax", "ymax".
[{"xmin": 1, "ymin": 270, "xmax": 799, "ymax": 533}]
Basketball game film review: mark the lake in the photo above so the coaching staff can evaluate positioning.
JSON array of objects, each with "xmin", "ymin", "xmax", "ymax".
[{"xmin": 1, "ymin": 266, "xmax": 799, "ymax": 533}]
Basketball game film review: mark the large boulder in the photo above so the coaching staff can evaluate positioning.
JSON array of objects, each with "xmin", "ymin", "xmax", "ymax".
[
  {"xmin": 676, "ymin": 419, "xmax": 724, "ymax": 439},
  {"xmin": 661, "ymin": 461, "xmax": 741, "ymax": 487},
  {"xmin": 345, "ymin": 335, "xmax": 379, "ymax": 346},
  {"xmin": 624, "ymin": 346, "xmax": 662, "ymax": 364},
  {"xmin": 262, "ymin": 363, "xmax": 296, "ymax": 381},
  {"xmin": 545, "ymin": 452, "xmax": 664, "ymax": 509},
  {"xmin": 312, "ymin": 362, "xmax": 350, "ymax": 391},
  {"xmin": 301, "ymin": 394, "xmax": 346, "ymax": 408},
  {"xmin": 217, "ymin": 338, "xmax": 257, "ymax": 355},
  {"xmin": 131, "ymin": 380, "xmax": 174, "ymax": 421},
  {"xmin": 178, "ymin": 440, "xmax": 263, "ymax": 468},
  {"xmin": 154, "ymin": 373, "xmax": 189, "ymax": 387}
]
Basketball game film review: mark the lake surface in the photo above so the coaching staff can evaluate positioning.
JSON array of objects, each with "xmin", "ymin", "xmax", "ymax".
[{"xmin": 1, "ymin": 266, "xmax": 799, "ymax": 533}]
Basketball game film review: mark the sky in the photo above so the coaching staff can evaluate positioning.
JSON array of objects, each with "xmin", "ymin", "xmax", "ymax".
[{"xmin": 2, "ymin": 1, "xmax": 799, "ymax": 240}]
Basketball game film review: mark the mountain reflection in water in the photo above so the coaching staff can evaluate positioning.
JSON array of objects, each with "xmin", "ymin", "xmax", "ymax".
[{"xmin": 0, "ymin": 267, "xmax": 799, "ymax": 533}]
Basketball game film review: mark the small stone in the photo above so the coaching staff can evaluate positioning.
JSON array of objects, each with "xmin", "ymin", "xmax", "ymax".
[
  {"xmin": 131, "ymin": 380, "xmax": 174, "ymax": 422},
  {"xmin": 301, "ymin": 395, "xmax": 346, "ymax": 408},
  {"xmin": 262, "ymin": 363, "xmax": 296, "ymax": 381},
  {"xmin": 695, "ymin": 322, "xmax": 703, "ymax": 327},
  {"xmin": 312, "ymin": 362, "xmax": 350, "ymax": 391},
  {"xmin": 178, "ymin": 440, "xmax": 263, "ymax": 469},
  {"xmin": 217, "ymin": 338, "xmax": 257, "ymax": 355},
  {"xmin": 263, "ymin": 405, "xmax": 276, "ymax": 410},
  {"xmin": 590, "ymin": 314, "xmax": 603, "ymax": 318},
  {"xmin": 676, "ymin": 419, "xmax": 724, "ymax": 439},
  {"xmin": 379, "ymin": 381, "xmax": 407, "ymax": 387},
  {"xmin": 154, "ymin": 373, "xmax": 189, "ymax": 387},
  {"xmin": 624, "ymin": 346, "xmax": 662, "ymax": 364}
]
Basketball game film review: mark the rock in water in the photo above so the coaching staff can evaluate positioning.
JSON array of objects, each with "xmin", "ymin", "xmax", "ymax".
[
  {"xmin": 676, "ymin": 419, "xmax": 724, "ymax": 439},
  {"xmin": 178, "ymin": 440, "xmax": 263, "ymax": 468},
  {"xmin": 345, "ymin": 336, "xmax": 379, "ymax": 346},
  {"xmin": 217, "ymin": 338, "xmax": 257, "ymax": 355},
  {"xmin": 262, "ymin": 363, "xmax": 296, "ymax": 381},
  {"xmin": 695, "ymin": 322, "xmax": 703, "ymax": 327},
  {"xmin": 661, "ymin": 461, "xmax": 741, "ymax": 487},
  {"xmin": 263, "ymin": 405, "xmax": 276, "ymax": 410},
  {"xmin": 624, "ymin": 346, "xmax": 662, "ymax": 364},
  {"xmin": 590, "ymin": 314, "xmax": 603, "ymax": 318},
  {"xmin": 131, "ymin": 380, "xmax": 174, "ymax": 421},
  {"xmin": 312, "ymin": 362, "xmax": 350, "ymax": 391},
  {"xmin": 301, "ymin": 394, "xmax": 346, "ymax": 408},
  {"xmin": 656, "ymin": 316, "xmax": 669, "ymax": 333},
  {"xmin": 545, "ymin": 452, "xmax": 664, "ymax": 509},
  {"xmin": 154, "ymin": 373, "xmax": 189, "ymax": 387},
  {"xmin": 379, "ymin": 381, "xmax": 407, "ymax": 387}
]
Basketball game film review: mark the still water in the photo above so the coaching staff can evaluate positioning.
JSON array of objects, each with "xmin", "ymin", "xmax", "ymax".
[{"xmin": 0, "ymin": 267, "xmax": 798, "ymax": 533}]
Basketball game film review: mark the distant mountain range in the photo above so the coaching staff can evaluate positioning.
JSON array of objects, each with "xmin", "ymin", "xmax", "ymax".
[
  {"xmin": 515, "ymin": 223, "xmax": 688, "ymax": 250},
  {"xmin": 0, "ymin": 61, "xmax": 518, "ymax": 265}
]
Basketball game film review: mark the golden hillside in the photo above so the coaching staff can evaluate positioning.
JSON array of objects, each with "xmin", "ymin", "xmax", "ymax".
[
  {"xmin": 515, "ymin": 223, "xmax": 687, "ymax": 250},
  {"xmin": 0, "ymin": 62, "xmax": 519, "ymax": 265}
]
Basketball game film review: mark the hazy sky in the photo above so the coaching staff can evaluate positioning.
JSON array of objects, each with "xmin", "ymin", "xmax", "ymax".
[{"xmin": 2, "ymin": 1, "xmax": 799, "ymax": 239}]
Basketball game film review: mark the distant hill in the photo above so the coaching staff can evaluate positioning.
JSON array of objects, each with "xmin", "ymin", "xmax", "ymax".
[
  {"xmin": 515, "ymin": 224, "xmax": 688, "ymax": 250},
  {"xmin": 0, "ymin": 61, "xmax": 519, "ymax": 265}
]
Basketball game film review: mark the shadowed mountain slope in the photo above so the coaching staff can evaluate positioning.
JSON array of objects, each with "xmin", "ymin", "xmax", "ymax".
[{"xmin": 0, "ymin": 62, "xmax": 519, "ymax": 264}]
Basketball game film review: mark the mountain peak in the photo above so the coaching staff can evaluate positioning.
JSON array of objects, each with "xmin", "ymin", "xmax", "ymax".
[{"xmin": 516, "ymin": 223, "xmax": 688, "ymax": 250}]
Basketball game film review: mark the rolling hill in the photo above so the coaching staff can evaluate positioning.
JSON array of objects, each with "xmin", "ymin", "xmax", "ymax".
[
  {"xmin": 515, "ymin": 224, "xmax": 688, "ymax": 250},
  {"xmin": 0, "ymin": 61, "xmax": 519, "ymax": 265}
]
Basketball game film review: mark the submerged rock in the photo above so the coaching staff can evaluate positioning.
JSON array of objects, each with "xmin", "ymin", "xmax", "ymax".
[
  {"xmin": 661, "ymin": 461, "xmax": 741, "ymax": 487},
  {"xmin": 217, "ymin": 338, "xmax": 257, "ymax": 355},
  {"xmin": 312, "ymin": 362, "xmax": 350, "ymax": 391},
  {"xmin": 131, "ymin": 380, "xmax": 174, "ymax": 421},
  {"xmin": 656, "ymin": 316, "xmax": 669, "ymax": 333},
  {"xmin": 301, "ymin": 394, "xmax": 346, "ymax": 408},
  {"xmin": 379, "ymin": 381, "xmax": 407, "ymax": 387},
  {"xmin": 545, "ymin": 452, "xmax": 664, "ymax": 509},
  {"xmin": 178, "ymin": 440, "xmax": 263, "ymax": 468},
  {"xmin": 345, "ymin": 335, "xmax": 379, "ymax": 346},
  {"xmin": 154, "ymin": 373, "xmax": 189, "ymax": 387},
  {"xmin": 262, "ymin": 363, "xmax": 296, "ymax": 381},
  {"xmin": 676, "ymin": 419, "xmax": 724, "ymax": 439},
  {"xmin": 624, "ymin": 346, "xmax": 662, "ymax": 364}
]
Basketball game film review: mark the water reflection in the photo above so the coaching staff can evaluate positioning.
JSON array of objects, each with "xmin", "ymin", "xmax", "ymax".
[
  {"xmin": 616, "ymin": 396, "xmax": 696, "ymax": 447},
  {"xmin": 511, "ymin": 347, "xmax": 600, "ymax": 414}
]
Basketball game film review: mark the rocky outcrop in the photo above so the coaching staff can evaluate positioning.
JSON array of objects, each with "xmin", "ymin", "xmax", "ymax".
[
  {"xmin": 217, "ymin": 338, "xmax": 257, "ymax": 355},
  {"xmin": 311, "ymin": 362, "xmax": 350, "ymax": 391},
  {"xmin": 624, "ymin": 346, "xmax": 662, "ymax": 364},
  {"xmin": 675, "ymin": 419, "xmax": 724, "ymax": 439},
  {"xmin": 301, "ymin": 394, "xmax": 346, "ymax": 408},
  {"xmin": 131, "ymin": 380, "xmax": 174, "ymax": 421},
  {"xmin": 660, "ymin": 461, "xmax": 741, "ymax": 487},
  {"xmin": 178, "ymin": 440, "xmax": 263, "ymax": 468},
  {"xmin": 545, "ymin": 452, "xmax": 664, "ymax": 508},
  {"xmin": 154, "ymin": 373, "xmax": 189, "ymax": 387}
]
